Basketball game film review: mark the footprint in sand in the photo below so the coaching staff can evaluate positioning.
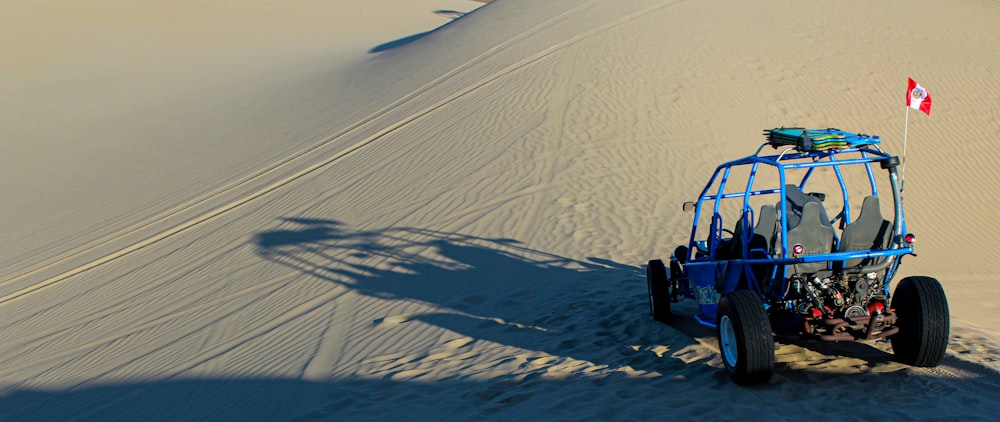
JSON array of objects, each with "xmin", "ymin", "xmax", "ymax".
[
  {"xmin": 388, "ymin": 368, "xmax": 432, "ymax": 381},
  {"xmin": 443, "ymin": 336, "xmax": 475, "ymax": 349},
  {"xmin": 462, "ymin": 295, "xmax": 489, "ymax": 305},
  {"xmin": 558, "ymin": 339, "xmax": 579, "ymax": 350},
  {"xmin": 592, "ymin": 338, "xmax": 616, "ymax": 347},
  {"xmin": 372, "ymin": 314, "xmax": 417, "ymax": 326},
  {"xmin": 528, "ymin": 356, "xmax": 559, "ymax": 366}
]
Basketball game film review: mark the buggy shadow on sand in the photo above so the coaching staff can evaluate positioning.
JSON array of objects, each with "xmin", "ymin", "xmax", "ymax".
[{"xmin": 646, "ymin": 128, "xmax": 949, "ymax": 385}]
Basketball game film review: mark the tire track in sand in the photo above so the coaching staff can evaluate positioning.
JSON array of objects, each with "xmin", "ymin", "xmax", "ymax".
[
  {"xmin": 0, "ymin": 0, "xmax": 604, "ymax": 290},
  {"xmin": 0, "ymin": 0, "xmax": 682, "ymax": 305}
]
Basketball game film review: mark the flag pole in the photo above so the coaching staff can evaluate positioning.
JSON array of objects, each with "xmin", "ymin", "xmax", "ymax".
[{"xmin": 902, "ymin": 105, "xmax": 909, "ymax": 192}]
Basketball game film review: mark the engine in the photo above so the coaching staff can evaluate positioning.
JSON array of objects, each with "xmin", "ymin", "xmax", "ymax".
[
  {"xmin": 773, "ymin": 271, "xmax": 898, "ymax": 341},
  {"xmin": 787, "ymin": 272, "xmax": 888, "ymax": 320}
]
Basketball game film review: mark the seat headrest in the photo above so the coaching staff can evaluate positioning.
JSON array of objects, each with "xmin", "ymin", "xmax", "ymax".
[
  {"xmin": 798, "ymin": 202, "xmax": 825, "ymax": 227},
  {"xmin": 785, "ymin": 184, "xmax": 815, "ymax": 206},
  {"xmin": 859, "ymin": 195, "xmax": 882, "ymax": 221}
]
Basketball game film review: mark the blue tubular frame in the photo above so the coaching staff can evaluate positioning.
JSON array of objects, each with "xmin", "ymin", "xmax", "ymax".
[{"xmin": 682, "ymin": 144, "xmax": 912, "ymax": 325}]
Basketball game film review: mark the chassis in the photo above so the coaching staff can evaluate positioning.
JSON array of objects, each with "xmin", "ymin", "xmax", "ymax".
[{"xmin": 646, "ymin": 128, "xmax": 950, "ymax": 385}]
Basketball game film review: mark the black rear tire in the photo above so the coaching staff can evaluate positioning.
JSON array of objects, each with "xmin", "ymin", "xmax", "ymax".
[
  {"xmin": 891, "ymin": 276, "xmax": 950, "ymax": 367},
  {"xmin": 717, "ymin": 290, "xmax": 774, "ymax": 385},
  {"xmin": 647, "ymin": 259, "xmax": 671, "ymax": 323}
]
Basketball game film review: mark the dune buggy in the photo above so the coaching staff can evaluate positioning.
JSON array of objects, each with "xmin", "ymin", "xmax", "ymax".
[{"xmin": 646, "ymin": 128, "xmax": 949, "ymax": 385}]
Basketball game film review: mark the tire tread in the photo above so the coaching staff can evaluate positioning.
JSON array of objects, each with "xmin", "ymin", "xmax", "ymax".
[
  {"xmin": 718, "ymin": 290, "xmax": 773, "ymax": 385},
  {"xmin": 647, "ymin": 260, "xmax": 671, "ymax": 323},
  {"xmin": 891, "ymin": 276, "xmax": 950, "ymax": 367}
]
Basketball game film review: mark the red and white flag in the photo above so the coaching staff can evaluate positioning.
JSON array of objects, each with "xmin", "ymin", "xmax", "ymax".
[{"xmin": 907, "ymin": 77, "xmax": 932, "ymax": 115}]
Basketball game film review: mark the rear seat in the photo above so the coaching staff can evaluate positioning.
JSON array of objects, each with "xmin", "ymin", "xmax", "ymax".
[
  {"xmin": 786, "ymin": 201, "xmax": 836, "ymax": 274},
  {"xmin": 839, "ymin": 195, "xmax": 891, "ymax": 267}
]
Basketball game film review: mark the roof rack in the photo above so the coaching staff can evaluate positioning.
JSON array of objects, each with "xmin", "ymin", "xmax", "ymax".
[{"xmin": 763, "ymin": 127, "xmax": 881, "ymax": 152}]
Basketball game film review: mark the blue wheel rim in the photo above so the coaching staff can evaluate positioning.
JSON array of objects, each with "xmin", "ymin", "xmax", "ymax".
[{"xmin": 720, "ymin": 315, "xmax": 738, "ymax": 368}]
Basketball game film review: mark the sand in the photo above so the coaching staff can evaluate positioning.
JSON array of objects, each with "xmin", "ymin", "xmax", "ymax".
[{"xmin": 2, "ymin": 0, "xmax": 999, "ymax": 420}]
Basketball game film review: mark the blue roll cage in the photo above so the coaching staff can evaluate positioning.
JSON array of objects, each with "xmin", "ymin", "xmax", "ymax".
[{"xmin": 683, "ymin": 143, "xmax": 912, "ymax": 312}]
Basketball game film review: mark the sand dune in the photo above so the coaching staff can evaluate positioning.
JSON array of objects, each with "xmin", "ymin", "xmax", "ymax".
[{"xmin": 3, "ymin": 0, "xmax": 1000, "ymax": 420}]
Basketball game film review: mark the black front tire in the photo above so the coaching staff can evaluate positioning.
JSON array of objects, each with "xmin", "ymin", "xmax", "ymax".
[
  {"xmin": 891, "ymin": 276, "xmax": 950, "ymax": 367},
  {"xmin": 647, "ymin": 259, "xmax": 671, "ymax": 323},
  {"xmin": 717, "ymin": 290, "xmax": 774, "ymax": 385}
]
